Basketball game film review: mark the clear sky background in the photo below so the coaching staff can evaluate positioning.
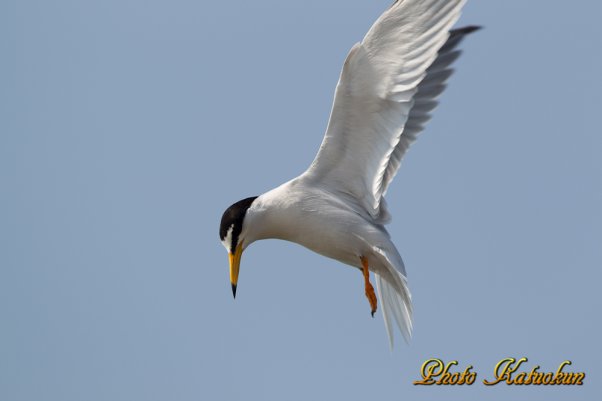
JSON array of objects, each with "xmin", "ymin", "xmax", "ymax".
[{"xmin": 2, "ymin": 0, "xmax": 601, "ymax": 400}]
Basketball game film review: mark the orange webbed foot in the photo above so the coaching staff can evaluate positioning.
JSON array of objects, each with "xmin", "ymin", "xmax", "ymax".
[{"xmin": 360, "ymin": 256, "xmax": 377, "ymax": 317}]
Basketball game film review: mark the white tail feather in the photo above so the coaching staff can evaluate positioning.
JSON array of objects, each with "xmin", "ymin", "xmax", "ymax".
[{"xmin": 375, "ymin": 271, "xmax": 413, "ymax": 349}]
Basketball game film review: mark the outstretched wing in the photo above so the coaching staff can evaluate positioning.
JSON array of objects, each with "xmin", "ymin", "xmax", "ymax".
[
  {"xmin": 304, "ymin": 0, "xmax": 474, "ymax": 221},
  {"xmin": 380, "ymin": 25, "xmax": 480, "ymax": 197}
]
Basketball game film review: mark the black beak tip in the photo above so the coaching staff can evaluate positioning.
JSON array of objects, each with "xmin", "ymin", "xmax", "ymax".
[{"xmin": 231, "ymin": 283, "xmax": 237, "ymax": 299}]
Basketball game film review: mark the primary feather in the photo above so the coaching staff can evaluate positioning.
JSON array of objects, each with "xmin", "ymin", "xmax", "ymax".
[{"xmin": 307, "ymin": 0, "xmax": 468, "ymax": 220}]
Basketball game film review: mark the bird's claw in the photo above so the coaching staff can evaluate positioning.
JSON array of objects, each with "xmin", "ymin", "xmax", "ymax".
[{"xmin": 361, "ymin": 256, "xmax": 378, "ymax": 318}]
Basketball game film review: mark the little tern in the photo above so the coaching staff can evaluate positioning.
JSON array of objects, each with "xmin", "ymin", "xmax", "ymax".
[{"xmin": 220, "ymin": 0, "xmax": 479, "ymax": 346}]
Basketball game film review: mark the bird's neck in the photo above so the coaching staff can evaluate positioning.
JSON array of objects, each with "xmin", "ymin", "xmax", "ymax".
[{"xmin": 244, "ymin": 183, "xmax": 302, "ymax": 245}]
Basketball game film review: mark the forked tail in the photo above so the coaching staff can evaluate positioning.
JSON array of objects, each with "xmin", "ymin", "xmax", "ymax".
[{"xmin": 375, "ymin": 271, "xmax": 413, "ymax": 349}]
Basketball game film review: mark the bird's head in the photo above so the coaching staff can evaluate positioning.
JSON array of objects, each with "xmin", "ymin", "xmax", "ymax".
[{"xmin": 219, "ymin": 196, "xmax": 258, "ymax": 298}]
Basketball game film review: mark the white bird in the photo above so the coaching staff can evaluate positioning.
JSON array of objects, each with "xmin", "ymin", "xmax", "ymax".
[{"xmin": 220, "ymin": 0, "xmax": 479, "ymax": 347}]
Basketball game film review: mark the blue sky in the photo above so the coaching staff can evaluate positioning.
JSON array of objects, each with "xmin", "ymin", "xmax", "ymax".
[{"xmin": 1, "ymin": 1, "xmax": 601, "ymax": 400}]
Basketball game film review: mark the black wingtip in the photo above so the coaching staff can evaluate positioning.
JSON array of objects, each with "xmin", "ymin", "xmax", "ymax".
[
  {"xmin": 232, "ymin": 283, "xmax": 237, "ymax": 299},
  {"xmin": 454, "ymin": 25, "xmax": 483, "ymax": 35}
]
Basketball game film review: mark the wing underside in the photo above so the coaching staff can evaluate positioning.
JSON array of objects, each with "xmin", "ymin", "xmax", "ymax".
[{"xmin": 305, "ymin": 0, "xmax": 477, "ymax": 221}]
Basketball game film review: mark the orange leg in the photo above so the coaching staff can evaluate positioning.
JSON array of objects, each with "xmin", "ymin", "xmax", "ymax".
[{"xmin": 360, "ymin": 256, "xmax": 377, "ymax": 317}]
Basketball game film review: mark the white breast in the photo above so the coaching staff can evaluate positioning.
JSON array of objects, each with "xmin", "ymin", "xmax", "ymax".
[{"xmin": 243, "ymin": 179, "xmax": 390, "ymax": 268}]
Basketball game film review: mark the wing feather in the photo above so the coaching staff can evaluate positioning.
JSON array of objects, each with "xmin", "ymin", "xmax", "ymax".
[
  {"xmin": 381, "ymin": 25, "xmax": 481, "ymax": 196},
  {"xmin": 304, "ymin": 0, "xmax": 477, "ymax": 220}
]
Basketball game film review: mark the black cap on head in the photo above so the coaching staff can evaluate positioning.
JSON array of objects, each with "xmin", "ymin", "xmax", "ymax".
[{"xmin": 219, "ymin": 196, "xmax": 258, "ymax": 253}]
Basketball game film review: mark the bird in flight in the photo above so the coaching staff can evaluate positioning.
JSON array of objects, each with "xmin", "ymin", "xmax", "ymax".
[{"xmin": 220, "ymin": 0, "xmax": 479, "ymax": 347}]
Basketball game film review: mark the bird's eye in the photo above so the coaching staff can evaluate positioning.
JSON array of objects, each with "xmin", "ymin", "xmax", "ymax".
[{"xmin": 221, "ymin": 224, "xmax": 234, "ymax": 253}]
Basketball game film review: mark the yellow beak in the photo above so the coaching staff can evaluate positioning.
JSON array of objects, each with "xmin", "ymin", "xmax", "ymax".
[{"xmin": 229, "ymin": 242, "xmax": 243, "ymax": 298}]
